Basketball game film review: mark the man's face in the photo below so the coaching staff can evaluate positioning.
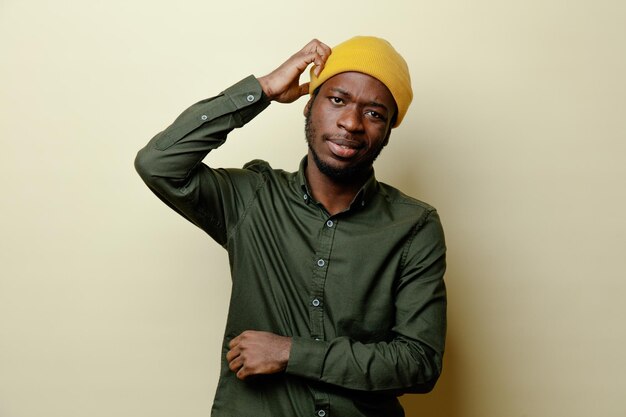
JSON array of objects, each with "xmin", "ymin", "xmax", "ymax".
[{"xmin": 304, "ymin": 72, "xmax": 396, "ymax": 183}]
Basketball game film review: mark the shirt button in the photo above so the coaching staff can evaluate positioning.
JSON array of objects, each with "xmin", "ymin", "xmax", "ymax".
[
  {"xmin": 303, "ymin": 194, "xmax": 308, "ymax": 201},
  {"xmin": 326, "ymin": 220, "xmax": 334, "ymax": 228},
  {"xmin": 246, "ymin": 94, "xmax": 255, "ymax": 102},
  {"xmin": 317, "ymin": 259, "xmax": 325, "ymax": 267},
  {"xmin": 317, "ymin": 410, "xmax": 326, "ymax": 417},
  {"xmin": 312, "ymin": 298, "xmax": 321, "ymax": 307},
  {"xmin": 201, "ymin": 115, "xmax": 208, "ymax": 120}
]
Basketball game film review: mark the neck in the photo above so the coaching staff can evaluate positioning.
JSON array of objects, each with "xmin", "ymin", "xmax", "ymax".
[{"xmin": 304, "ymin": 154, "xmax": 370, "ymax": 216}]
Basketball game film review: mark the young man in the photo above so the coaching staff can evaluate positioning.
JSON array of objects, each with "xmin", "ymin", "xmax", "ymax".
[{"xmin": 135, "ymin": 36, "xmax": 447, "ymax": 417}]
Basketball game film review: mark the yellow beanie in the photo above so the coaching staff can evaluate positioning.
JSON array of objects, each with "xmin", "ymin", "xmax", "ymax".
[{"xmin": 309, "ymin": 36, "xmax": 413, "ymax": 127}]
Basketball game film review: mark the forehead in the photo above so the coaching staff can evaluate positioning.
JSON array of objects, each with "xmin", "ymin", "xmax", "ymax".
[{"xmin": 319, "ymin": 72, "xmax": 396, "ymax": 109}]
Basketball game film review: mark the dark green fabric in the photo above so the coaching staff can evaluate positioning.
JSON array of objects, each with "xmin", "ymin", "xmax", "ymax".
[{"xmin": 135, "ymin": 75, "xmax": 447, "ymax": 417}]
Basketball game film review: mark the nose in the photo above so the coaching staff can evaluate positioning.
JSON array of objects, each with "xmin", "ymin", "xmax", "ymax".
[{"xmin": 337, "ymin": 106, "xmax": 363, "ymax": 133}]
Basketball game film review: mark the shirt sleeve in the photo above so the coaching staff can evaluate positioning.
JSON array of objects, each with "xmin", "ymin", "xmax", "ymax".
[
  {"xmin": 134, "ymin": 75, "xmax": 271, "ymax": 246},
  {"xmin": 286, "ymin": 210, "xmax": 447, "ymax": 393}
]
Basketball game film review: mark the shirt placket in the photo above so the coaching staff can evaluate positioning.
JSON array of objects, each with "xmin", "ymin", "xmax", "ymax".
[{"xmin": 309, "ymin": 215, "xmax": 337, "ymax": 416}]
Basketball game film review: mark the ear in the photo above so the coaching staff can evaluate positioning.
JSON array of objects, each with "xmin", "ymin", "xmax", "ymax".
[
  {"xmin": 303, "ymin": 96, "xmax": 314, "ymax": 117},
  {"xmin": 382, "ymin": 127, "xmax": 392, "ymax": 147}
]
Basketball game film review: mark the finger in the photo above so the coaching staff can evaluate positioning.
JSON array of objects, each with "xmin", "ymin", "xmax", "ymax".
[
  {"xmin": 298, "ymin": 82, "xmax": 310, "ymax": 97},
  {"xmin": 293, "ymin": 51, "xmax": 321, "ymax": 73},
  {"xmin": 225, "ymin": 347, "xmax": 239, "ymax": 363},
  {"xmin": 228, "ymin": 335, "xmax": 240, "ymax": 349},
  {"xmin": 318, "ymin": 42, "xmax": 332, "ymax": 57},
  {"xmin": 296, "ymin": 40, "xmax": 330, "ymax": 69},
  {"xmin": 313, "ymin": 42, "xmax": 331, "ymax": 63},
  {"xmin": 228, "ymin": 356, "xmax": 243, "ymax": 372},
  {"xmin": 236, "ymin": 366, "xmax": 249, "ymax": 380},
  {"xmin": 305, "ymin": 39, "xmax": 330, "ymax": 55},
  {"xmin": 303, "ymin": 38, "xmax": 323, "ymax": 52},
  {"xmin": 313, "ymin": 59, "xmax": 324, "ymax": 77},
  {"xmin": 315, "ymin": 43, "xmax": 331, "ymax": 62},
  {"xmin": 313, "ymin": 49, "xmax": 331, "ymax": 77}
]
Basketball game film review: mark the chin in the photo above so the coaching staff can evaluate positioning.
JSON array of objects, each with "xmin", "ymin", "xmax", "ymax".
[{"xmin": 309, "ymin": 144, "xmax": 371, "ymax": 183}]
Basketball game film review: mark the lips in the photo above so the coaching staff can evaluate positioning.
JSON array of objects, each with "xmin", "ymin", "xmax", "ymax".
[{"xmin": 326, "ymin": 138, "xmax": 362, "ymax": 159}]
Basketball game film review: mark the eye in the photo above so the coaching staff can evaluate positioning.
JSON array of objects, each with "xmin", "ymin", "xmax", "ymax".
[
  {"xmin": 366, "ymin": 110, "xmax": 387, "ymax": 122},
  {"xmin": 329, "ymin": 96, "xmax": 344, "ymax": 105}
]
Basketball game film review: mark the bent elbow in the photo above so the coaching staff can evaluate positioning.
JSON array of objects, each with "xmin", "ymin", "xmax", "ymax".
[
  {"xmin": 403, "ymin": 370, "xmax": 440, "ymax": 394},
  {"xmin": 134, "ymin": 145, "xmax": 159, "ymax": 187},
  {"xmin": 410, "ymin": 372, "xmax": 440, "ymax": 394},
  {"xmin": 405, "ymin": 348, "xmax": 443, "ymax": 394}
]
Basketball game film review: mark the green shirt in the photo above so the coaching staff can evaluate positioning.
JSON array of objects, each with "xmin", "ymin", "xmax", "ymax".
[{"xmin": 135, "ymin": 75, "xmax": 447, "ymax": 417}]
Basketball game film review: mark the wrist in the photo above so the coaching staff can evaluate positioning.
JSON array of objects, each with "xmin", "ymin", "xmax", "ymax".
[
  {"xmin": 279, "ymin": 336, "xmax": 292, "ymax": 369},
  {"xmin": 256, "ymin": 76, "xmax": 276, "ymax": 101}
]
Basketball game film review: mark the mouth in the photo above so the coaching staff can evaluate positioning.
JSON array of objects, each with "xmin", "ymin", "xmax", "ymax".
[{"xmin": 325, "ymin": 137, "xmax": 362, "ymax": 159}]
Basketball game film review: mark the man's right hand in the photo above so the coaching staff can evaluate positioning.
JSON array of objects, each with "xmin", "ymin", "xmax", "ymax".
[{"xmin": 257, "ymin": 39, "xmax": 332, "ymax": 104}]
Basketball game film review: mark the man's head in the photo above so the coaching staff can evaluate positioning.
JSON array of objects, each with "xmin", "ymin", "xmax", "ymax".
[
  {"xmin": 309, "ymin": 36, "xmax": 413, "ymax": 128},
  {"xmin": 304, "ymin": 36, "xmax": 412, "ymax": 183}
]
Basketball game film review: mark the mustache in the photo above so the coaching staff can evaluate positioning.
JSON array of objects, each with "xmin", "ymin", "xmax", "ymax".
[{"xmin": 322, "ymin": 134, "xmax": 363, "ymax": 148}]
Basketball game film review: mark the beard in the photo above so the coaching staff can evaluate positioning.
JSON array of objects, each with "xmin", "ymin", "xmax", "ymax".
[{"xmin": 304, "ymin": 109, "xmax": 385, "ymax": 184}]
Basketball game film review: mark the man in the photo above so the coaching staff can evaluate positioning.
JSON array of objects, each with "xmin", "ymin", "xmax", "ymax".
[{"xmin": 135, "ymin": 36, "xmax": 446, "ymax": 417}]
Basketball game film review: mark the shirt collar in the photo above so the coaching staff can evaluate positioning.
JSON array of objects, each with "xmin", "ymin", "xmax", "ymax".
[{"xmin": 296, "ymin": 156, "xmax": 378, "ymax": 211}]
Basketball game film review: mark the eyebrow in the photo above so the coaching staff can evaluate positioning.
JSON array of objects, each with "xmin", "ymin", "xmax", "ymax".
[{"xmin": 329, "ymin": 87, "xmax": 390, "ymax": 112}]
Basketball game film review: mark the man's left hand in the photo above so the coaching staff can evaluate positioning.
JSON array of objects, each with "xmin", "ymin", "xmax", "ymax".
[{"xmin": 226, "ymin": 330, "xmax": 292, "ymax": 380}]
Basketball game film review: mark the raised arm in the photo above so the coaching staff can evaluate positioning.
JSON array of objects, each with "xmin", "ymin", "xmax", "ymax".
[{"xmin": 134, "ymin": 40, "xmax": 331, "ymax": 244}]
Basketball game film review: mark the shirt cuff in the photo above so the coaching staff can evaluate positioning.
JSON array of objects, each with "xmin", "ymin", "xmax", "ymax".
[
  {"xmin": 285, "ymin": 336, "xmax": 329, "ymax": 380},
  {"xmin": 222, "ymin": 75, "xmax": 271, "ymax": 126}
]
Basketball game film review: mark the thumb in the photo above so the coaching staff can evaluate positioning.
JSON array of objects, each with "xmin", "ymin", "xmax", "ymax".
[{"xmin": 298, "ymin": 82, "xmax": 310, "ymax": 98}]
